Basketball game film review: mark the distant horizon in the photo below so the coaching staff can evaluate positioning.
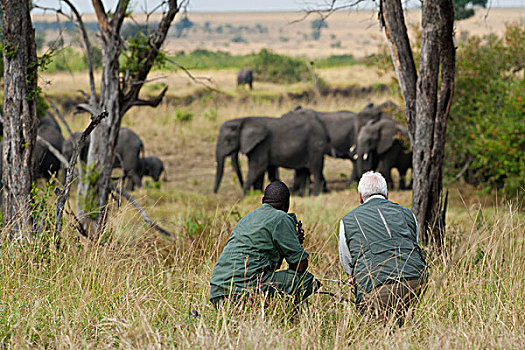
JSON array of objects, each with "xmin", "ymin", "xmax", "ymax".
[{"xmin": 32, "ymin": 0, "xmax": 525, "ymax": 14}]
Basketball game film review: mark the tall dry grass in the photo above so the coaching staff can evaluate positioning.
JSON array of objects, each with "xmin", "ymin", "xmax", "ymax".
[
  {"xmin": 0, "ymin": 187, "xmax": 523, "ymax": 348},
  {"xmin": 1, "ymin": 65, "xmax": 522, "ymax": 348}
]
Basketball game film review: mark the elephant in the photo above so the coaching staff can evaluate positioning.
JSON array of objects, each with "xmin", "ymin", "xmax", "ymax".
[
  {"xmin": 237, "ymin": 68, "xmax": 253, "ymax": 89},
  {"xmin": 63, "ymin": 127, "xmax": 144, "ymax": 190},
  {"xmin": 213, "ymin": 112, "xmax": 329, "ymax": 196},
  {"xmin": 35, "ymin": 123, "xmax": 65, "ymax": 181},
  {"xmin": 355, "ymin": 117, "xmax": 412, "ymax": 190},
  {"xmin": 38, "ymin": 114, "xmax": 61, "ymax": 132},
  {"xmin": 282, "ymin": 105, "xmax": 393, "ymax": 191},
  {"xmin": 138, "ymin": 156, "xmax": 165, "ymax": 183}
]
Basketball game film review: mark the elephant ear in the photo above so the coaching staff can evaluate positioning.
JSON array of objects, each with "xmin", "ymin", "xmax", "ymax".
[
  {"xmin": 377, "ymin": 119, "xmax": 398, "ymax": 154},
  {"xmin": 240, "ymin": 119, "xmax": 269, "ymax": 154}
]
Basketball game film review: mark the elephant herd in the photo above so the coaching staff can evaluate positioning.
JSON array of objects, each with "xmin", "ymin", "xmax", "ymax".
[
  {"xmin": 1, "ymin": 115, "xmax": 165, "ymax": 190},
  {"xmin": 213, "ymin": 101, "xmax": 412, "ymax": 195}
]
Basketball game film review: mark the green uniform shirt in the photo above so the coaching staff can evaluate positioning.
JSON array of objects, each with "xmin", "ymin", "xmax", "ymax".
[{"xmin": 210, "ymin": 203, "xmax": 309, "ymax": 300}]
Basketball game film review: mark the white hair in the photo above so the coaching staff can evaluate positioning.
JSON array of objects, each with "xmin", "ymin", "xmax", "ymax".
[{"xmin": 358, "ymin": 171, "xmax": 388, "ymax": 201}]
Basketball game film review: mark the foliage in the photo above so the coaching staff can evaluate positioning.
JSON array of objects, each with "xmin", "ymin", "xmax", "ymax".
[
  {"xmin": 174, "ymin": 109, "xmax": 194, "ymax": 123},
  {"xmin": 120, "ymin": 33, "xmax": 167, "ymax": 78},
  {"xmin": 44, "ymin": 47, "xmax": 87, "ymax": 73},
  {"xmin": 252, "ymin": 49, "xmax": 311, "ymax": 84},
  {"xmin": 446, "ymin": 23, "xmax": 525, "ymax": 198},
  {"xmin": 454, "ymin": 0, "xmax": 487, "ymax": 21}
]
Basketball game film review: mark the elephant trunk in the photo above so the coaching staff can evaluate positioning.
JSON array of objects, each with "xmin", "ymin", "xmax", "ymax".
[
  {"xmin": 357, "ymin": 152, "xmax": 373, "ymax": 179},
  {"xmin": 214, "ymin": 155, "xmax": 225, "ymax": 193}
]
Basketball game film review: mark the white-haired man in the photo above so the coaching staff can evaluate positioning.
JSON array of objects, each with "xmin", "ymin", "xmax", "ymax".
[{"xmin": 339, "ymin": 171, "xmax": 428, "ymax": 322}]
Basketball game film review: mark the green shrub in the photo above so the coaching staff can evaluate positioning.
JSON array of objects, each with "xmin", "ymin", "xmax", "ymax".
[
  {"xmin": 45, "ymin": 47, "xmax": 86, "ymax": 73},
  {"xmin": 252, "ymin": 49, "xmax": 311, "ymax": 84},
  {"xmin": 446, "ymin": 23, "xmax": 524, "ymax": 197},
  {"xmin": 174, "ymin": 109, "xmax": 194, "ymax": 123}
]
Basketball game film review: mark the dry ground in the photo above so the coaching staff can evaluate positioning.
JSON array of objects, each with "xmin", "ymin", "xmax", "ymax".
[{"xmin": 33, "ymin": 7, "xmax": 525, "ymax": 57}]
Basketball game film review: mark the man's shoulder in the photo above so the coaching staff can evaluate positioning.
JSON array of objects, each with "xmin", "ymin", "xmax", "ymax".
[
  {"xmin": 255, "ymin": 204, "xmax": 294, "ymax": 223},
  {"xmin": 342, "ymin": 198, "xmax": 412, "ymax": 217}
]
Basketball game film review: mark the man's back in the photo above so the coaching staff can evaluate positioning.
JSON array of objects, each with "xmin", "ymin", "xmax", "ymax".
[
  {"xmin": 210, "ymin": 203, "xmax": 308, "ymax": 300},
  {"xmin": 341, "ymin": 197, "xmax": 427, "ymax": 303}
]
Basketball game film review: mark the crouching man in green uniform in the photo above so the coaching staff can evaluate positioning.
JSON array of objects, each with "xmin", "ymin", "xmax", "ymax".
[
  {"xmin": 339, "ymin": 171, "xmax": 428, "ymax": 323},
  {"xmin": 210, "ymin": 181, "xmax": 316, "ymax": 306}
]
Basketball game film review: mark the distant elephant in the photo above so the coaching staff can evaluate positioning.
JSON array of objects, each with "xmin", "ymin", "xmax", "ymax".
[
  {"xmin": 237, "ymin": 68, "xmax": 253, "ymax": 89},
  {"xmin": 35, "ymin": 123, "xmax": 64, "ymax": 181},
  {"xmin": 38, "ymin": 114, "xmax": 61, "ymax": 132},
  {"xmin": 63, "ymin": 127, "xmax": 144, "ymax": 190},
  {"xmin": 138, "ymin": 156, "xmax": 165, "ymax": 183},
  {"xmin": 356, "ymin": 117, "xmax": 412, "ymax": 190},
  {"xmin": 214, "ymin": 113, "xmax": 329, "ymax": 195}
]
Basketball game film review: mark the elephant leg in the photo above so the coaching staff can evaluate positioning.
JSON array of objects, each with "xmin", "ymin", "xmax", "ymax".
[
  {"xmin": 398, "ymin": 168, "xmax": 407, "ymax": 190},
  {"xmin": 293, "ymin": 168, "xmax": 309, "ymax": 196},
  {"xmin": 347, "ymin": 160, "xmax": 358, "ymax": 185},
  {"xmin": 309, "ymin": 156, "xmax": 325, "ymax": 196},
  {"xmin": 321, "ymin": 172, "xmax": 329, "ymax": 193},
  {"xmin": 377, "ymin": 160, "xmax": 394, "ymax": 190},
  {"xmin": 243, "ymin": 153, "xmax": 268, "ymax": 194},
  {"xmin": 252, "ymin": 173, "xmax": 264, "ymax": 191},
  {"xmin": 267, "ymin": 166, "xmax": 279, "ymax": 182}
]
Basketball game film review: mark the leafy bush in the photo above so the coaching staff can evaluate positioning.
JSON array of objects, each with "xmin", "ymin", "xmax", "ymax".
[
  {"xmin": 446, "ymin": 23, "xmax": 524, "ymax": 197},
  {"xmin": 252, "ymin": 49, "xmax": 311, "ymax": 84},
  {"xmin": 45, "ymin": 47, "xmax": 86, "ymax": 73},
  {"xmin": 174, "ymin": 109, "xmax": 194, "ymax": 123}
]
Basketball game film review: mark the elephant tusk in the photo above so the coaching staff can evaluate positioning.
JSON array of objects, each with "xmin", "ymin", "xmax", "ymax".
[
  {"xmin": 349, "ymin": 145, "xmax": 356, "ymax": 153},
  {"xmin": 363, "ymin": 153, "xmax": 368, "ymax": 161},
  {"xmin": 352, "ymin": 154, "xmax": 359, "ymax": 161}
]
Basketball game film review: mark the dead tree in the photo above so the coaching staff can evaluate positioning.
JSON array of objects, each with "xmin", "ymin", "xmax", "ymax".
[
  {"xmin": 1, "ymin": 0, "xmax": 38, "ymax": 237},
  {"xmin": 57, "ymin": 0, "xmax": 182, "ymax": 236},
  {"xmin": 379, "ymin": 0, "xmax": 455, "ymax": 247}
]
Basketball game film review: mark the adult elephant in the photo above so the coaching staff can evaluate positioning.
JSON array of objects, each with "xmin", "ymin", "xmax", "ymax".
[
  {"xmin": 355, "ymin": 117, "xmax": 412, "ymax": 190},
  {"xmin": 283, "ymin": 105, "xmax": 392, "ymax": 191},
  {"xmin": 237, "ymin": 68, "xmax": 253, "ymax": 89},
  {"xmin": 35, "ymin": 122, "xmax": 64, "ymax": 181},
  {"xmin": 63, "ymin": 127, "xmax": 144, "ymax": 190},
  {"xmin": 213, "ymin": 113, "xmax": 328, "ymax": 195}
]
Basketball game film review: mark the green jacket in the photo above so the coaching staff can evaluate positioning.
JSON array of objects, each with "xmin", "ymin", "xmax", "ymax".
[
  {"xmin": 210, "ymin": 204, "xmax": 308, "ymax": 300},
  {"xmin": 340, "ymin": 197, "xmax": 428, "ymax": 303}
]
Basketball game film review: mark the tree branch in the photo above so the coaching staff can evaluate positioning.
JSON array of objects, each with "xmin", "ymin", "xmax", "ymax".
[
  {"xmin": 91, "ymin": 0, "xmax": 110, "ymax": 33},
  {"xmin": 54, "ymin": 109, "xmax": 108, "ymax": 244},
  {"xmin": 120, "ymin": 0, "xmax": 180, "ymax": 117},
  {"xmin": 379, "ymin": 0, "xmax": 418, "ymax": 143},
  {"xmin": 36, "ymin": 136, "xmax": 69, "ymax": 169},
  {"xmin": 110, "ymin": 183, "xmax": 174, "ymax": 239},
  {"xmin": 125, "ymin": 86, "xmax": 168, "ymax": 110},
  {"xmin": 45, "ymin": 95, "xmax": 74, "ymax": 138},
  {"xmin": 61, "ymin": 0, "xmax": 98, "ymax": 106}
]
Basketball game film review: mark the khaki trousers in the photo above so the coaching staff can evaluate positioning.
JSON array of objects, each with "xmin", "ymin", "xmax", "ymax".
[{"xmin": 357, "ymin": 278, "xmax": 425, "ymax": 323}]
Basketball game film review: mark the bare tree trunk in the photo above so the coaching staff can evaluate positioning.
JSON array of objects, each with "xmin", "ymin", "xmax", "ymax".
[
  {"xmin": 1, "ymin": 0, "xmax": 38, "ymax": 238},
  {"xmin": 380, "ymin": 0, "xmax": 455, "ymax": 247},
  {"xmin": 77, "ymin": 0, "xmax": 128, "ymax": 236},
  {"xmin": 78, "ymin": 0, "xmax": 180, "ymax": 236}
]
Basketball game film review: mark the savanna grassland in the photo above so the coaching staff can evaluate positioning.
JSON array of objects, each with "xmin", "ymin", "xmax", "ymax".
[{"xmin": 0, "ymin": 8, "xmax": 523, "ymax": 349}]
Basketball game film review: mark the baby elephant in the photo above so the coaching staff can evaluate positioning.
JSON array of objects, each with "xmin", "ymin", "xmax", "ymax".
[{"xmin": 138, "ymin": 156, "xmax": 165, "ymax": 183}]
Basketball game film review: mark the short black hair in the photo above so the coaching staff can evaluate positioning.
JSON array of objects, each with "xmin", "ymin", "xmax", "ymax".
[{"xmin": 262, "ymin": 181, "xmax": 290, "ymax": 212}]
